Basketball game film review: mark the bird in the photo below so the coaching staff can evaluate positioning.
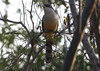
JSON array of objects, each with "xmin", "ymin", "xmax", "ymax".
[{"xmin": 42, "ymin": 4, "xmax": 58, "ymax": 63}]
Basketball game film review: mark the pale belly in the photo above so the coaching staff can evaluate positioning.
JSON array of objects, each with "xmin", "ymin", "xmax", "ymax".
[
  {"xmin": 43, "ymin": 17, "xmax": 58, "ymax": 31},
  {"xmin": 43, "ymin": 23, "xmax": 58, "ymax": 31}
]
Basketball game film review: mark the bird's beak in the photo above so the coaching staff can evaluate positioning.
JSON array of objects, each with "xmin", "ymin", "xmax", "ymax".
[{"xmin": 42, "ymin": 5, "xmax": 46, "ymax": 8}]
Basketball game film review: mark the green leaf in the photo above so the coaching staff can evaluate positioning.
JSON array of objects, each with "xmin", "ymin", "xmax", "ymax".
[
  {"xmin": 7, "ymin": 34, "xmax": 15, "ymax": 48},
  {"xmin": 3, "ymin": 0, "xmax": 10, "ymax": 5},
  {"xmin": 17, "ymin": 9, "xmax": 21, "ymax": 13},
  {"xmin": 55, "ymin": 36, "xmax": 62, "ymax": 44},
  {"xmin": 64, "ymin": 7, "xmax": 69, "ymax": 13}
]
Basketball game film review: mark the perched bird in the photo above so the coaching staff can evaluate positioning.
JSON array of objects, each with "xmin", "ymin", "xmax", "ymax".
[{"xmin": 42, "ymin": 4, "xmax": 58, "ymax": 63}]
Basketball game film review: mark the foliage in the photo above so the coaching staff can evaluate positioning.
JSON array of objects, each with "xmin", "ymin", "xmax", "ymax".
[{"xmin": 0, "ymin": 0, "xmax": 99, "ymax": 71}]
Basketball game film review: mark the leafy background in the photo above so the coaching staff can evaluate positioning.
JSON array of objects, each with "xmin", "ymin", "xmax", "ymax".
[{"xmin": 0, "ymin": 0, "xmax": 96, "ymax": 71}]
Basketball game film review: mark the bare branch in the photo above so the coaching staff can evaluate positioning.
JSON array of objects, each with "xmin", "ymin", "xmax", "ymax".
[
  {"xmin": 28, "ymin": 44, "xmax": 46, "ymax": 71},
  {"xmin": 78, "ymin": 0, "xmax": 82, "ymax": 34},
  {"xmin": 5, "ymin": 39, "xmax": 31, "ymax": 71},
  {"xmin": 0, "ymin": 18, "xmax": 32, "ymax": 39},
  {"xmin": 23, "ymin": 0, "xmax": 34, "ymax": 70},
  {"xmin": 55, "ymin": 23, "xmax": 73, "ymax": 37},
  {"xmin": 22, "ymin": 0, "xmax": 25, "ymax": 24},
  {"xmin": 93, "ymin": 4, "xmax": 100, "ymax": 60},
  {"xmin": 68, "ymin": 0, "xmax": 99, "ymax": 70},
  {"xmin": 34, "ymin": 4, "xmax": 42, "ymax": 21},
  {"xmin": 62, "ymin": 0, "xmax": 97, "ymax": 71},
  {"xmin": 66, "ymin": 0, "xmax": 99, "ymax": 70}
]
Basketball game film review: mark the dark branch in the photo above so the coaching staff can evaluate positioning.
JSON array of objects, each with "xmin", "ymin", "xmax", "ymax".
[
  {"xmin": 28, "ymin": 44, "xmax": 46, "ymax": 71},
  {"xmin": 0, "ymin": 18, "xmax": 32, "ymax": 39},
  {"xmin": 55, "ymin": 23, "xmax": 73, "ymax": 37},
  {"xmin": 62, "ymin": 0, "xmax": 97, "ymax": 71},
  {"xmin": 23, "ymin": 0, "xmax": 34, "ymax": 71}
]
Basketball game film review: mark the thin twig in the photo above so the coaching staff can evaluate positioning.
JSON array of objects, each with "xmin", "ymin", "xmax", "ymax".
[
  {"xmin": 55, "ymin": 23, "xmax": 73, "ymax": 37},
  {"xmin": 23, "ymin": 0, "xmax": 34, "ymax": 70},
  {"xmin": 5, "ymin": 39, "xmax": 31, "ymax": 71},
  {"xmin": 22, "ymin": 0, "xmax": 25, "ymax": 24},
  {"xmin": 28, "ymin": 44, "xmax": 46, "ymax": 71},
  {"xmin": 0, "ymin": 18, "xmax": 32, "ymax": 39},
  {"xmin": 34, "ymin": 4, "xmax": 42, "ymax": 21}
]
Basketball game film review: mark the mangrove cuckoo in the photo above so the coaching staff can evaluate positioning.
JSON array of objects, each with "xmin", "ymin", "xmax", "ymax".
[{"xmin": 42, "ymin": 4, "xmax": 58, "ymax": 63}]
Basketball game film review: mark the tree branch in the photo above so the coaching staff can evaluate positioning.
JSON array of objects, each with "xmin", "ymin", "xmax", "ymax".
[
  {"xmin": 55, "ymin": 23, "xmax": 73, "ymax": 37},
  {"xmin": 0, "ymin": 18, "xmax": 32, "ymax": 39},
  {"xmin": 23, "ymin": 0, "xmax": 34, "ymax": 70},
  {"xmin": 28, "ymin": 44, "xmax": 46, "ymax": 71},
  {"xmin": 62, "ymin": 0, "xmax": 97, "ymax": 71},
  {"xmin": 93, "ymin": 4, "xmax": 100, "ymax": 60},
  {"xmin": 68, "ymin": 0, "xmax": 100, "ymax": 70}
]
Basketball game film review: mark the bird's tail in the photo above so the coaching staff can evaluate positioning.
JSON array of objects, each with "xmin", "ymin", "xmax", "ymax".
[
  {"xmin": 46, "ymin": 40, "xmax": 53, "ymax": 63},
  {"xmin": 45, "ymin": 33, "xmax": 54, "ymax": 63}
]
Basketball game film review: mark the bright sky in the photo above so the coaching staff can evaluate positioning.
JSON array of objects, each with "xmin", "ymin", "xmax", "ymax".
[
  {"xmin": 0, "ymin": 0, "xmax": 71, "ymax": 52},
  {"xmin": 0, "ymin": 0, "xmax": 68, "ymax": 28}
]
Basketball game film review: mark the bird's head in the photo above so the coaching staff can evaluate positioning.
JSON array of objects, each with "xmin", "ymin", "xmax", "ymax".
[{"xmin": 43, "ymin": 4, "xmax": 55, "ymax": 14}]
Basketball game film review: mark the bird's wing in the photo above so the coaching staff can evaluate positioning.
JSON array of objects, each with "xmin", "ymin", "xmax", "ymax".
[{"xmin": 42, "ymin": 15, "xmax": 44, "ymax": 32}]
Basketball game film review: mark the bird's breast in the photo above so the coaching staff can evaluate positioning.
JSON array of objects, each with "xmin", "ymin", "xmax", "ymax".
[{"xmin": 43, "ymin": 15, "xmax": 58, "ymax": 31}]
